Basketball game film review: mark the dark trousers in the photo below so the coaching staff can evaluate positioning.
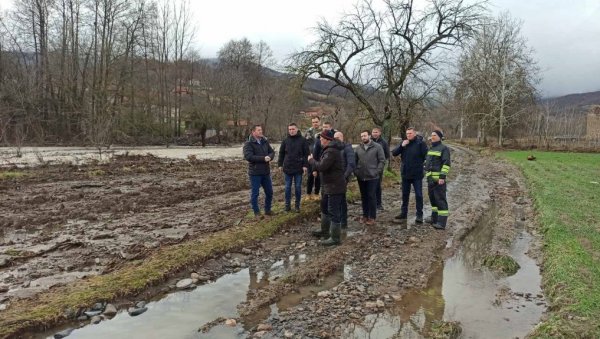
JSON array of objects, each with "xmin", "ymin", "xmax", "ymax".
[
  {"xmin": 341, "ymin": 190, "xmax": 348, "ymax": 226},
  {"xmin": 307, "ymin": 165, "xmax": 320, "ymax": 194},
  {"xmin": 321, "ymin": 193, "xmax": 344, "ymax": 224},
  {"xmin": 428, "ymin": 180, "xmax": 448, "ymax": 227},
  {"xmin": 358, "ymin": 179, "xmax": 378, "ymax": 219},
  {"xmin": 401, "ymin": 177, "xmax": 424, "ymax": 216},
  {"xmin": 284, "ymin": 173, "xmax": 303, "ymax": 208},
  {"xmin": 250, "ymin": 175, "xmax": 273, "ymax": 214},
  {"xmin": 376, "ymin": 177, "xmax": 383, "ymax": 208}
]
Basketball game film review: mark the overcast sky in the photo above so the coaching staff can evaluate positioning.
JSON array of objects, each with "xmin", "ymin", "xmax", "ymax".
[{"xmin": 1, "ymin": 0, "xmax": 598, "ymax": 97}]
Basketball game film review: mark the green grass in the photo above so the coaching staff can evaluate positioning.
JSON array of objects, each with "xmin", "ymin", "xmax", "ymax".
[
  {"xmin": 0, "ymin": 171, "xmax": 26, "ymax": 180},
  {"xmin": 482, "ymin": 254, "xmax": 520, "ymax": 276},
  {"xmin": 501, "ymin": 151, "xmax": 600, "ymax": 337}
]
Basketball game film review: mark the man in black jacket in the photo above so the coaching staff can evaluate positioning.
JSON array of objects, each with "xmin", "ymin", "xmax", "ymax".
[
  {"xmin": 243, "ymin": 125, "xmax": 275, "ymax": 217},
  {"xmin": 304, "ymin": 116, "xmax": 322, "ymax": 198},
  {"xmin": 335, "ymin": 131, "xmax": 355, "ymax": 229},
  {"xmin": 372, "ymin": 127, "xmax": 390, "ymax": 211},
  {"xmin": 392, "ymin": 127, "xmax": 428, "ymax": 223},
  {"xmin": 278, "ymin": 123, "xmax": 309, "ymax": 212},
  {"xmin": 308, "ymin": 129, "xmax": 346, "ymax": 246}
]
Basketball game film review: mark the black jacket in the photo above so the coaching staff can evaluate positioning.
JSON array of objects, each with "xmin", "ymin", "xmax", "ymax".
[
  {"xmin": 340, "ymin": 142, "xmax": 356, "ymax": 182},
  {"xmin": 243, "ymin": 136, "xmax": 276, "ymax": 176},
  {"xmin": 278, "ymin": 133, "xmax": 309, "ymax": 175},
  {"xmin": 372, "ymin": 136, "xmax": 390, "ymax": 160},
  {"xmin": 309, "ymin": 140, "xmax": 346, "ymax": 195},
  {"xmin": 425, "ymin": 141, "xmax": 451, "ymax": 181},
  {"xmin": 312, "ymin": 129, "xmax": 337, "ymax": 160},
  {"xmin": 392, "ymin": 136, "xmax": 428, "ymax": 180}
]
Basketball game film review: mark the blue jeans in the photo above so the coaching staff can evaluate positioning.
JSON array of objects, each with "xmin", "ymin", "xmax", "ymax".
[
  {"xmin": 284, "ymin": 173, "xmax": 303, "ymax": 208},
  {"xmin": 358, "ymin": 179, "xmax": 378, "ymax": 219},
  {"xmin": 250, "ymin": 175, "xmax": 273, "ymax": 214},
  {"xmin": 401, "ymin": 178, "xmax": 424, "ymax": 216}
]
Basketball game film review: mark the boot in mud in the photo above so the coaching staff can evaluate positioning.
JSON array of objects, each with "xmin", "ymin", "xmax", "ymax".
[
  {"xmin": 321, "ymin": 222, "xmax": 341, "ymax": 246},
  {"xmin": 424, "ymin": 213, "xmax": 438, "ymax": 225},
  {"xmin": 312, "ymin": 214, "xmax": 330, "ymax": 237},
  {"xmin": 432, "ymin": 215, "xmax": 447, "ymax": 230}
]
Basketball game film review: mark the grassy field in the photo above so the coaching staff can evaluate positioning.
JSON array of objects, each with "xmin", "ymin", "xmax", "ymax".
[{"xmin": 502, "ymin": 151, "xmax": 600, "ymax": 337}]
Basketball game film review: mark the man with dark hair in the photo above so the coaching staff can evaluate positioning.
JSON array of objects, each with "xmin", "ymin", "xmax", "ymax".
[
  {"xmin": 243, "ymin": 125, "xmax": 275, "ymax": 217},
  {"xmin": 335, "ymin": 131, "xmax": 355, "ymax": 229},
  {"xmin": 372, "ymin": 127, "xmax": 390, "ymax": 211},
  {"xmin": 308, "ymin": 129, "xmax": 346, "ymax": 246},
  {"xmin": 392, "ymin": 127, "xmax": 428, "ymax": 223},
  {"xmin": 278, "ymin": 123, "xmax": 309, "ymax": 212},
  {"xmin": 425, "ymin": 129, "xmax": 451, "ymax": 230},
  {"xmin": 354, "ymin": 130, "xmax": 385, "ymax": 226},
  {"xmin": 305, "ymin": 116, "xmax": 321, "ymax": 199}
]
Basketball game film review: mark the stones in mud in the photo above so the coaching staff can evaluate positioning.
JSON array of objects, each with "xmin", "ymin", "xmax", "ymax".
[
  {"xmin": 127, "ymin": 306, "xmax": 148, "ymax": 316},
  {"xmin": 317, "ymin": 291, "xmax": 332, "ymax": 298},
  {"xmin": 103, "ymin": 303, "xmax": 118, "ymax": 317},
  {"xmin": 242, "ymin": 248, "xmax": 253, "ymax": 255},
  {"xmin": 0, "ymin": 303, "xmax": 8, "ymax": 311},
  {"xmin": 135, "ymin": 301, "xmax": 146, "ymax": 308},
  {"xmin": 176, "ymin": 278, "xmax": 194, "ymax": 289},
  {"xmin": 91, "ymin": 302, "xmax": 105, "ymax": 311},
  {"xmin": 376, "ymin": 300, "xmax": 385, "ymax": 308},
  {"xmin": 0, "ymin": 255, "xmax": 11, "ymax": 268},
  {"xmin": 0, "ymin": 285, "xmax": 9, "ymax": 293},
  {"xmin": 53, "ymin": 328, "xmax": 74, "ymax": 338},
  {"xmin": 284, "ymin": 330, "xmax": 294, "ymax": 338},
  {"xmin": 253, "ymin": 331, "xmax": 267, "ymax": 338},
  {"xmin": 83, "ymin": 310, "xmax": 102, "ymax": 318},
  {"xmin": 90, "ymin": 315, "xmax": 102, "ymax": 324},
  {"xmin": 225, "ymin": 318, "xmax": 237, "ymax": 326},
  {"xmin": 257, "ymin": 324, "xmax": 273, "ymax": 331}
]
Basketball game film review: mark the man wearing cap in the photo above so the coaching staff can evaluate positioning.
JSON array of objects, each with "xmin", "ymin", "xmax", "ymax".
[
  {"xmin": 334, "ymin": 131, "xmax": 355, "ymax": 229},
  {"xmin": 308, "ymin": 129, "xmax": 345, "ymax": 246},
  {"xmin": 425, "ymin": 129, "xmax": 451, "ymax": 229}
]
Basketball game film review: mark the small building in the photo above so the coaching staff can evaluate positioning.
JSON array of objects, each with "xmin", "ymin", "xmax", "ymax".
[{"xmin": 586, "ymin": 105, "xmax": 600, "ymax": 139}]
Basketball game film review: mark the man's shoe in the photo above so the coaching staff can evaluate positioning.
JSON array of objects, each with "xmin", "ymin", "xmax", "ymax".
[
  {"xmin": 415, "ymin": 216, "xmax": 424, "ymax": 224},
  {"xmin": 284, "ymin": 206, "xmax": 291, "ymax": 212},
  {"xmin": 265, "ymin": 211, "xmax": 273, "ymax": 216},
  {"xmin": 312, "ymin": 214, "xmax": 330, "ymax": 237},
  {"xmin": 365, "ymin": 218, "xmax": 376, "ymax": 226},
  {"xmin": 377, "ymin": 205, "xmax": 384, "ymax": 211},
  {"xmin": 355, "ymin": 216, "xmax": 367, "ymax": 224},
  {"xmin": 394, "ymin": 213, "xmax": 407, "ymax": 220},
  {"xmin": 424, "ymin": 216, "xmax": 437, "ymax": 224},
  {"xmin": 254, "ymin": 212, "xmax": 261, "ymax": 218},
  {"xmin": 432, "ymin": 223, "xmax": 445, "ymax": 230},
  {"xmin": 320, "ymin": 222, "xmax": 341, "ymax": 246},
  {"xmin": 294, "ymin": 207, "xmax": 300, "ymax": 213}
]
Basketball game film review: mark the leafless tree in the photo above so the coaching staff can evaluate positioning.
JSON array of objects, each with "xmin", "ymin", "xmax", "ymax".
[{"xmin": 288, "ymin": 0, "xmax": 486, "ymax": 139}]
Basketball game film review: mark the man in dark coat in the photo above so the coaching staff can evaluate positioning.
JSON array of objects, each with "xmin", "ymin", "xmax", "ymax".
[
  {"xmin": 371, "ymin": 127, "xmax": 390, "ymax": 211},
  {"xmin": 304, "ymin": 116, "xmax": 322, "ymax": 198},
  {"xmin": 278, "ymin": 123, "xmax": 309, "ymax": 212},
  {"xmin": 243, "ymin": 125, "xmax": 275, "ymax": 217},
  {"xmin": 425, "ymin": 129, "xmax": 451, "ymax": 230},
  {"xmin": 392, "ymin": 127, "xmax": 428, "ymax": 223},
  {"xmin": 354, "ymin": 130, "xmax": 385, "ymax": 226},
  {"xmin": 335, "ymin": 131, "xmax": 355, "ymax": 229},
  {"xmin": 308, "ymin": 129, "xmax": 346, "ymax": 246}
]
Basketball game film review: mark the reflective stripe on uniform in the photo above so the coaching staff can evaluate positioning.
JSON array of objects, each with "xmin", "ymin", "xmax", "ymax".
[
  {"xmin": 441, "ymin": 165, "xmax": 450, "ymax": 173},
  {"xmin": 431, "ymin": 207, "xmax": 438, "ymax": 212},
  {"xmin": 427, "ymin": 151, "xmax": 441, "ymax": 156},
  {"xmin": 438, "ymin": 210, "xmax": 449, "ymax": 216}
]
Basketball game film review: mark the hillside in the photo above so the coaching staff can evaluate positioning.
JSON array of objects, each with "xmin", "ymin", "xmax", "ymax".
[{"xmin": 542, "ymin": 90, "xmax": 600, "ymax": 112}]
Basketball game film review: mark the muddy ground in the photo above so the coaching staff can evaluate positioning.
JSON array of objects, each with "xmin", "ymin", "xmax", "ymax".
[{"xmin": 0, "ymin": 146, "xmax": 543, "ymax": 338}]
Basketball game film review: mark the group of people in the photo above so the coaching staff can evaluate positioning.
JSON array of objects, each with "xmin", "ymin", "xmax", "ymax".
[{"xmin": 242, "ymin": 116, "xmax": 451, "ymax": 247}]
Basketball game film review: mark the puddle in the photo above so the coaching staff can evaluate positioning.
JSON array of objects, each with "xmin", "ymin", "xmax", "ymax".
[
  {"xmin": 344, "ymin": 206, "xmax": 545, "ymax": 339},
  {"xmin": 33, "ymin": 254, "xmax": 345, "ymax": 339}
]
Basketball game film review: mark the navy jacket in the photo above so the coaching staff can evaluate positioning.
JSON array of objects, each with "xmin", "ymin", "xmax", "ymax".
[
  {"xmin": 243, "ymin": 136, "xmax": 275, "ymax": 176},
  {"xmin": 309, "ymin": 140, "xmax": 346, "ymax": 195},
  {"xmin": 340, "ymin": 142, "xmax": 356, "ymax": 181},
  {"xmin": 372, "ymin": 136, "xmax": 390, "ymax": 160},
  {"xmin": 278, "ymin": 132, "xmax": 309, "ymax": 175},
  {"xmin": 392, "ymin": 136, "xmax": 428, "ymax": 180}
]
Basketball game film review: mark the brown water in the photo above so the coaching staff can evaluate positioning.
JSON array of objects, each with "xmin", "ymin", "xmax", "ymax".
[
  {"xmin": 342, "ymin": 208, "xmax": 545, "ymax": 339},
  {"xmin": 35, "ymin": 254, "xmax": 344, "ymax": 339}
]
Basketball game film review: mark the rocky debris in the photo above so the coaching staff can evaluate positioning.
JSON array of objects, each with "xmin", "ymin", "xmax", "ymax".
[
  {"xmin": 317, "ymin": 291, "xmax": 331, "ymax": 298},
  {"xmin": 102, "ymin": 304, "xmax": 117, "ymax": 317},
  {"xmin": 284, "ymin": 330, "xmax": 294, "ymax": 338},
  {"xmin": 256, "ymin": 323, "xmax": 273, "ymax": 331},
  {"xmin": 0, "ymin": 285, "xmax": 9, "ymax": 293},
  {"xmin": 242, "ymin": 248, "xmax": 253, "ymax": 255},
  {"xmin": 127, "ymin": 306, "xmax": 148, "ymax": 316},
  {"xmin": 53, "ymin": 328, "xmax": 74, "ymax": 338},
  {"xmin": 83, "ymin": 310, "xmax": 102, "ymax": 318},
  {"xmin": 253, "ymin": 331, "xmax": 267, "ymax": 338},
  {"xmin": 0, "ymin": 255, "xmax": 11, "ymax": 268},
  {"xmin": 90, "ymin": 315, "xmax": 102, "ymax": 324},
  {"xmin": 176, "ymin": 278, "xmax": 194, "ymax": 290},
  {"xmin": 225, "ymin": 318, "xmax": 237, "ymax": 327}
]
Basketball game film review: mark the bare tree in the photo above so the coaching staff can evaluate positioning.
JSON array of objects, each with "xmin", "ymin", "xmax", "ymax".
[
  {"xmin": 288, "ymin": 0, "xmax": 486, "ymax": 138},
  {"xmin": 455, "ymin": 12, "xmax": 539, "ymax": 146}
]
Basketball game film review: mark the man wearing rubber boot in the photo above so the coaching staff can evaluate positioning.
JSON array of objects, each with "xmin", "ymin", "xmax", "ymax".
[
  {"xmin": 308, "ymin": 129, "xmax": 346, "ymax": 246},
  {"xmin": 335, "ymin": 131, "xmax": 355, "ymax": 229},
  {"xmin": 425, "ymin": 130, "xmax": 451, "ymax": 229}
]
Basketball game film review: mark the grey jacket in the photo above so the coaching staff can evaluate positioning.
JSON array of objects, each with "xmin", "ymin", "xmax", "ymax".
[{"xmin": 354, "ymin": 140, "xmax": 385, "ymax": 181}]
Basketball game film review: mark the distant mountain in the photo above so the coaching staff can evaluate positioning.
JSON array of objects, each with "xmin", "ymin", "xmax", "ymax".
[{"xmin": 542, "ymin": 90, "xmax": 600, "ymax": 112}]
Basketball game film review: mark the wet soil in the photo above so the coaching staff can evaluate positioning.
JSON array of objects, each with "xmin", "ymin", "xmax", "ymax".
[{"xmin": 2, "ymin": 145, "xmax": 545, "ymax": 339}]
